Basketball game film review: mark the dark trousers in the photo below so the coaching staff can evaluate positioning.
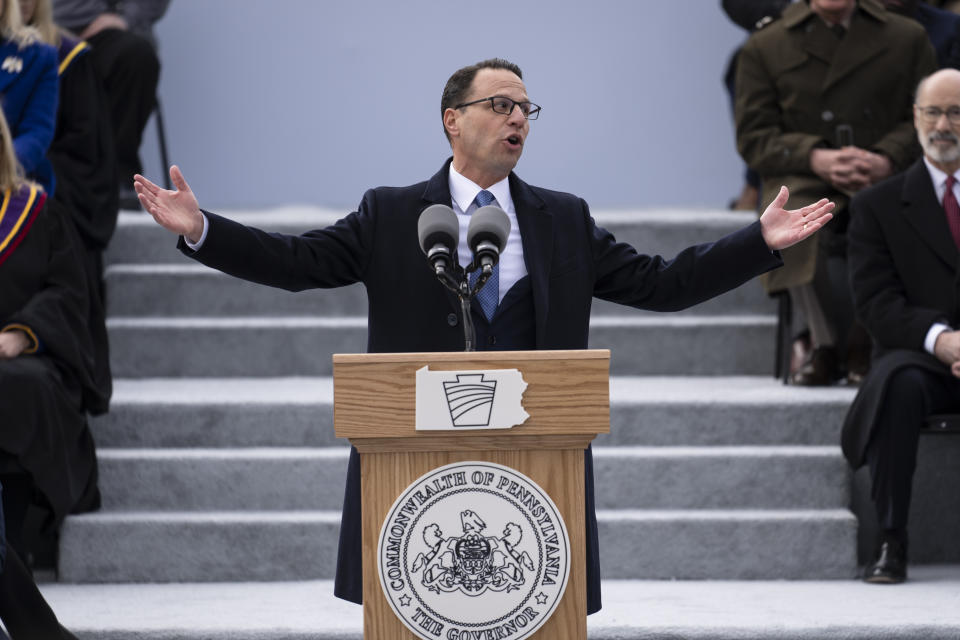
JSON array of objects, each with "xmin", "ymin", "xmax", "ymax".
[
  {"xmin": 0, "ymin": 472, "xmax": 31, "ymax": 560},
  {"xmin": 865, "ymin": 366, "xmax": 960, "ymax": 540},
  {"xmin": 0, "ymin": 480, "xmax": 77, "ymax": 640},
  {"xmin": 0, "ymin": 545, "xmax": 77, "ymax": 639},
  {"xmin": 86, "ymin": 28, "xmax": 160, "ymax": 183}
]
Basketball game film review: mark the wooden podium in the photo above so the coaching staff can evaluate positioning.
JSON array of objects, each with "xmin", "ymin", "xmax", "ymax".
[{"xmin": 333, "ymin": 349, "xmax": 610, "ymax": 640}]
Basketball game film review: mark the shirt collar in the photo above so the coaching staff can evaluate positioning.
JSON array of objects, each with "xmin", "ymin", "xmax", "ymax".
[
  {"xmin": 448, "ymin": 165, "xmax": 514, "ymax": 214},
  {"xmin": 923, "ymin": 155, "xmax": 960, "ymax": 193}
]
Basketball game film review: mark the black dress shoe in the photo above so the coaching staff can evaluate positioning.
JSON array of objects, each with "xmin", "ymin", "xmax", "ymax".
[
  {"xmin": 863, "ymin": 540, "xmax": 907, "ymax": 584},
  {"xmin": 789, "ymin": 330, "xmax": 812, "ymax": 377},
  {"xmin": 845, "ymin": 344, "xmax": 871, "ymax": 385},
  {"xmin": 791, "ymin": 346, "xmax": 839, "ymax": 386}
]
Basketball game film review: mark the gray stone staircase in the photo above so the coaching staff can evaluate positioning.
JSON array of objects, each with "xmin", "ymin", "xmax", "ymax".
[
  {"xmin": 61, "ymin": 208, "xmax": 862, "ymax": 588},
  {"xmin": 54, "ymin": 207, "xmax": 960, "ymax": 638}
]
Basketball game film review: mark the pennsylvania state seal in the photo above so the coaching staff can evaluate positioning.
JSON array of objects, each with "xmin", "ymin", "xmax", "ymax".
[{"xmin": 378, "ymin": 461, "xmax": 570, "ymax": 640}]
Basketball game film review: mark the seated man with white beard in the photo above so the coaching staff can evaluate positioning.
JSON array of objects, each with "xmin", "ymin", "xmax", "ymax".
[{"xmin": 842, "ymin": 68, "xmax": 960, "ymax": 584}]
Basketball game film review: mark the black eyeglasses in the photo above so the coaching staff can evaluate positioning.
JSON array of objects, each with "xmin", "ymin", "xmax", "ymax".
[
  {"xmin": 454, "ymin": 96, "xmax": 541, "ymax": 120},
  {"xmin": 916, "ymin": 105, "xmax": 960, "ymax": 124}
]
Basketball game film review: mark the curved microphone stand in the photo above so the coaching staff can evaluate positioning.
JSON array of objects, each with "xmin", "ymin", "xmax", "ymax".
[{"xmin": 433, "ymin": 263, "xmax": 493, "ymax": 352}]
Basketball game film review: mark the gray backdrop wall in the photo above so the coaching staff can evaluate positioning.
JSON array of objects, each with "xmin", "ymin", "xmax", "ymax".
[{"xmin": 138, "ymin": 1, "xmax": 747, "ymax": 210}]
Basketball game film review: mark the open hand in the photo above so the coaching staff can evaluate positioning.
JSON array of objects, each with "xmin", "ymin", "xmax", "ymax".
[
  {"xmin": 810, "ymin": 147, "xmax": 891, "ymax": 193},
  {"xmin": 759, "ymin": 186, "xmax": 835, "ymax": 251},
  {"xmin": 934, "ymin": 331, "xmax": 960, "ymax": 377},
  {"xmin": 134, "ymin": 166, "xmax": 205, "ymax": 243},
  {"xmin": 851, "ymin": 149, "xmax": 893, "ymax": 185},
  {"xmin": 810, "ymin": 147, "xmax": 869, "ymax": 192},
  {"xmin": 80, "ymin": 12, "xmax": 128, "ymax": 38},
  {"xmin": 0, "ymin": 330, "xmax": 29, "ymax": 359}
]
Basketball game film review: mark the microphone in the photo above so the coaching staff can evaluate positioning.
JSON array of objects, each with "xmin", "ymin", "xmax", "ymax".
[
  {"xmin": 417, "ymin": 204, "xmax": 459, "ymax": 275},
  {"xmin": 467, "ymin": 205, "xmax": 511, "ymax": 274}
]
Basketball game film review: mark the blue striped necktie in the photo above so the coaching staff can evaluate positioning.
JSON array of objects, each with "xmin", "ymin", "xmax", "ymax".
[{"xmin": 469, "ymin": 189, "xmax": 499, "ymax": 321}]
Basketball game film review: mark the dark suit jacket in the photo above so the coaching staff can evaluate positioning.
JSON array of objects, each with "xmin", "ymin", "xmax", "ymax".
[
  {"xmin": 842, "ymin": 159, "xmax": 960, "ymax": 468},
  {"xmin": 183, "ymin": 159, "xmax": 781, "ymax": 352},
  {"xmin": 180, "ymin": 158, "xmax": 783, "ymax": 611}
]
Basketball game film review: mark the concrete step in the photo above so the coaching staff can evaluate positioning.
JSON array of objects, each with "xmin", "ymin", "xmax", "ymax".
[
  {"xmin": 104, "ymin": 263, "xmax": 774, "ymax": 317},
  {"xmin": 91, "ymin": 377, "xmax": 338, "ymax": 448},
  {"xmin": 40, "ymin": 569, "xmax": 960, "ymax": 640},
  {"xmin": 105, "ymin": 315, "xmax": 775, "ymax": 377},
  {"xmin": 95, "ymin": 448, "xmax": 349, "ymax": 511},
  {"xmin": 59, "ymin": 509, "xmax": 855, "ymax": 583},
  {"xmin": 592, "ymin": 446, "xmax": 847, "ymax": 509},
  {"xmin": 92, "ymin": 446, "xmax": 847, "ymax": 512},
  {"xmin": 105, "ymin": 264, "xmax": 368, "ymax": 317},
  {"xmin": 90, "ymin": 376, "xmax": 857, "ymax": 448},
  {"xmin": 603, "ymin": 376, "xmax": 856, "ymax": 446},
  {"xmin": 58, "ymin": 511, "xmax": 341, "ymax": 582},
  {"xmin": 104, "ymin": 209, "xmax": 761, "ymax": 266},
  {"xmin": 596, "ymin": 509, "xmax": 857, "ymax": 580}
]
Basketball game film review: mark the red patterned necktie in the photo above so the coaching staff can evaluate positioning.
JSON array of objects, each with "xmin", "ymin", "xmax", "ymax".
[{"xmin": 945, "ymin": 176, "xmax": 960, "ymax": 250}]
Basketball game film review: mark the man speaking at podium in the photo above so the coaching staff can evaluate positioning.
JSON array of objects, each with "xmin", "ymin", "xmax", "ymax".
[{"xmin": 134, "ymin": 58, "xmax": 834, "ymax": 614}]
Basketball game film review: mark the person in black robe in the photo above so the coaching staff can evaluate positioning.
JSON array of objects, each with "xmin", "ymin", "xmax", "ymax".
[
  {"xmin": 0, "ymin": 106, "xmax": 105, "ymax": 565},
  {"xmin": 24, "ymin": 0, "xmax": 118, "ymax": 416},
  {"xmin": 0, "ymin": 119, "xmax": 91, "ymax": 633}
]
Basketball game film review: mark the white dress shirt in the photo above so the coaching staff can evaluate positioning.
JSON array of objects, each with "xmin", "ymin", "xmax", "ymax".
[
  {"xmin": 921, "ymin": 156, "xmax": 958, "ymax": 354},
  {"xmin": 448, "ymin": 165, "xmax": 527, "ymax": 304}
]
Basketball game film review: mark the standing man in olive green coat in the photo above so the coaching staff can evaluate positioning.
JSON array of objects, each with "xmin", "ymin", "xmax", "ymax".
[{"xmin": 735, "ymin": 0, "xmax": 936, "ymax": 385}]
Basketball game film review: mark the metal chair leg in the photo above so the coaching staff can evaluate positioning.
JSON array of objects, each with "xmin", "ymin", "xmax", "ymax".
[
  {"xmin": 154, "ymin": 97, "xmax": 171, "ymax": 190},
  {"xmin": 776, "ymin": 293, "xmax": 792, "ymax": 385}
]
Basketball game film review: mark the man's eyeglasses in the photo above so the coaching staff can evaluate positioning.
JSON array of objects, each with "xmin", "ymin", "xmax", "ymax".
[
  {"xmin": 454, "ymin": 96, "xmax": 541, "ymax": 120},
  {"xmin": 915, "ymin": 105, "xmax": 960, "ymax": 124}
]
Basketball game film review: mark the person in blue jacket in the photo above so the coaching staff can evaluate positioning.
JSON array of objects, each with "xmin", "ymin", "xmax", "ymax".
[{"xmin": 0, "ymin": 0, "xmax": 58, "ymax": 194}]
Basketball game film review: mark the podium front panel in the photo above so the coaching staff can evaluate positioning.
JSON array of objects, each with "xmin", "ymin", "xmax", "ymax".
[{"xmin": 362, "ymin": 449, "xmax": 586, "ymax": 640}]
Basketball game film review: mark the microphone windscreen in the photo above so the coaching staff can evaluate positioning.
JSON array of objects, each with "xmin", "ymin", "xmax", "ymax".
[
  {"xmin": 417, "ymin": 204, "xmax": 459, "ymax": 254},
  {"xmin": 467, "ymin": 205, "xmax": 511, "ymax": 252}
]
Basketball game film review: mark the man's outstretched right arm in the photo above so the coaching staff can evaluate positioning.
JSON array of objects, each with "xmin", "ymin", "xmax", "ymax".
[{"xmin": 133, "ymin": 165, "xmax": 372, "ymax": 292}]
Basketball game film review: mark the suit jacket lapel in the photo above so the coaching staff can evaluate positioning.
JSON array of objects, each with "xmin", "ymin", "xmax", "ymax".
[
  {"xmin": 800, "ymin": 20, "xmax": 839, "ymax": 67},
  {"xmin": 823, "ymin": 8, "xmax": 888, "ymax": 92},
  {"xmin": 509, "ymin": 172, "xmax": 551, "ymax": 346},
  {"xmin": 781, "ymin": 2, "xmax": 835, "ymax": 65},
  {"xmin": 421, "ymin": 158, "xmax": 453, "ymax": 206},
  {"xmin": 901, "ymin": 160, "xmax": 959, "ymax": 270}
]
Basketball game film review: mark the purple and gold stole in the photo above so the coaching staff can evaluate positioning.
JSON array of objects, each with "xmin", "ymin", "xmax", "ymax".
[
  {"xmin": 0, "ymin": 184, "xmax": 45, "ymax": 267},
  {"xmin": 58, "ymin": 33, "xmax": 90, "ymax": 76}
]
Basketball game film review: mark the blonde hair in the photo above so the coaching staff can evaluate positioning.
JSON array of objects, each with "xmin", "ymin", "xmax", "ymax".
[
  {"xmin": 24, "ymin": 0, "xmax": 58, "ymax": 47},
  {"xmin": 0, "ymin": 107, "xmax": 24, "ymax": 192},
  {"xmin": 0, "ymin": 0, "xmax": 41, "ymax": 48}
]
